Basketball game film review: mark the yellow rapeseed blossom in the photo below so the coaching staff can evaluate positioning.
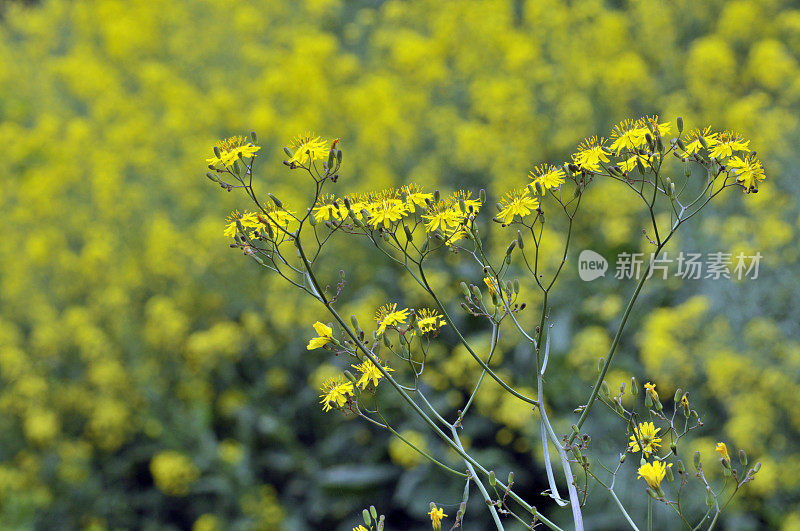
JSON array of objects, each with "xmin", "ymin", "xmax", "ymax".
[
  {"xmin": 572, "ymin": 136, "xmax": 609, "ymax": 172},
  {"xmin": 716, "ymin": 442, "xmax": 730, "ymax": 461},
  {"xmin": 708, "ymin": 131, "xmax": 750, "ymax": 159},
  {"xmin": 150, "ymin": 451, "xmax": 200, "ymax": 497},
  {"xmin": 319, "ymin": 376, "xmax": 354, "ymax": 412},
  {"xmin": 428, "ymin": 504, "xmax": 447, "ymax": 530},
  {"xmin": 496, "ymin": 188, "xmax": 539, "ymax": 225},
  {"xmin": 637, "ymin": 460, "xmax": 672, "ymax": 490},
  {"xmin": 628, "ymin": 421, "xmax": 662, "ymax": 457},
  {"xmin": 416, "ymin": 309, "xmax": 446, "ymax": 333},
  {"xmin": 307, "ymin": 322, "xmax": 334, "ymax": 350},
  {"xmin": 375, "ymin": 304, "xmax": 410, "ymax": 335},
  {"xmin": 207, "ymin": 136, "xmax": 260, "ymax": 167},
  {"xmin": 352, "ymin": 358, "xmax": 394, "ymax": 389},
  {"xmin": 728, "ymin": 155, "xmax": 765, "ymax": 193},
  {"xmin": 529, "ymin": 164, "xmax": 566, "ymax": 192},
  {"xmin": 287, "ymin": 133, "xmax": 328, "ymax": 166}
]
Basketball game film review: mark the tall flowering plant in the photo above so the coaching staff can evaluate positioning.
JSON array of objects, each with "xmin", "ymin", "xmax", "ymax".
[{"xmin": 205, "ymin": 117, "xmax": 763, "ymax": 530}]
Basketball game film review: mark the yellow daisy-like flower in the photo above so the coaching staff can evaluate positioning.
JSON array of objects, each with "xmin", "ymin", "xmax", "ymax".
[
  {"xmin": 609, "ymin": 119, "xmax": 647, "ymax": 153},
  {"xmin": 351, "ymin": 358, "xmax": 394, "ymax": 390},
  {"xmin": 402, "ymin": 183, "xmax": 434, "ymax": 209},
  {"xmin": 417, "ymin": 308, "xmax": 446, "ymax": 333},
  {"xmin": 715, "ymin": 442, "xmax": 730, "ymax": 461},
  {"xmin": 261, "ymin": 204, "xmax": 296, "ymax": 228},
  {"xmin": 628, "ymin": 421, "xmax": 662, "ymax": 457},
  {"xmin": 708, "ymin": 131, "xmax": 750, "ymax": 160},
  {"xmin": 449, "ymin": 190, "xmax": 482, "ymax": 213},
  {"xmin": 428, "ymin": 504, "xmax": 447, "ymax": 531},
  {"xmin": 369, "ymin": 198, "xmax": 409, "ymax": 228},
  {"xmin": 319, "ymin": 376, "xmax": 354, "ymax": 412},
  {"xmin": 637, "ymin": 115, "xmax": 672, "ymax": 139},
  {"xmin": 616, "ymin": 155, "xmax": 651, "ymax": 174},
  {"xmin": 312, "ymin": 194, "xmax": 347, "ymax": 222},
  {"xmin": 643, "ymin": 381, "xmax": 659, "ymax": 401},
  {"xmin": 680, "ymin": 127, "xmax": 719, "ymax": 157},
  {"xmin": 496, "ymin": 188, "xmax": 539, "ymax": 225},
  {"xmin": 306, "ymin": 322, "xmax": 334, "ymax": 350},
  {"xmin": 287, "ymin": 133, "xmax": 329, "ymax": 166},
  {"xmin": 375, "ymin": 304, "xmax": 410, "ymax": 335},
  {"xmin": 207, "ymin": 136, "xmax": 261, "ymax": 167},
  {"xmin": 637, "ymin": 460, "xmax": 672, "ymax": 490},
  {"xmin": 224, "ymin": 210, "xmax": 260, "ymax": 237},
  {"xmin": 572, "ymin": 136, "xmax": 610, "ymax": 172},
  {"xmin": 681, "ymin": 394, "xmax": 689, "ymax": 409},
  {"xmin": 529, "ymin": 164, "xmax": 566, "ymax": 192},
  {"xmin": 422, "ymin": 205, "xmax": 460, "ymax": 233},
  {"xmin": 353, "ymin": 526, "xmax": 368, "ymax": 531},
  {"xmin": 727, "ymin": 154, "xmax": 765, "ymax": 193}
]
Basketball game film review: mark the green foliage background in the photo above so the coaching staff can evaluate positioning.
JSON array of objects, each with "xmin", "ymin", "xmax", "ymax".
[{"xmin": 0, "ymin": 0, "xmax": 798, "ymax": 529}]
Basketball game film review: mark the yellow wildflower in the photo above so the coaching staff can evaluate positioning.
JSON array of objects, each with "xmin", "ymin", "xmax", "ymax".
[
  {"xmin": 708, "ymin": 131, "xmax": 750, "ymax": 159},
  {"xmin": 369, "ymin": 198, "xmax": 408, "ymax": 228},
  {"xmin": 313, "ymin": 194, "xmax": 347, "ymax": 222},
  {"xmin": 224, "ymin": 210, "xmax": 260, "ymax": 238},
  {"xmin": 609, "ymin": 119, "xmax": 647, "ymax": 153},
  {"xmin": 727, "ymin": 154, "xmax": 765, "ymax": 193},
  {"xmin": 306, "ymin": 322, "xmax": 334, "ymax": 350},
  {"xmin": 422, "ymin": 205, "xmax": 460, "ymax": 233},
  {"xmin": 375, "ymin": 304, "xmax": 410, "ymax": 335},
  {"xmin": 643, "ymin": 381, "xmax": 659, "ymax": 401},
  {"xmin": 207, "ymin": 136, "xmax": 260, "ymax": 167},
  {"xmin": 483, "ymin": 276, "xmax": 498, "ymax": 297},
  {"xmin": 319, "ymin": 376, "xmax": 354, "ymax": 412},
  {"xmin": 417, "ymin": 308, "xmax": 446, "ymax": 333},
  {"xmin": 681, "ymin": 127, "xmax": 718, "ymax": 157},
  {"xmin": 496, "ymin": 188, "xmax": 539, "ymax": 225},
  {"xmin": 681, "ymin": 394, "xmax": 689, "ymax": 408},
  {"xmin": 428, "ymin": 504, "xmax": 447, "ymax": 531},
  {"xmin": 402, "ymin": 184, "xmax": 434, "ymax": 209},
  {"xmin": 529, "ymin": 164, "xmax": 566, "ymax": 192},
  {"xmin": 353, "ymin": 526, "xmax": 368, "ymax": 531},
  {"xmin": 287, "ymin": 133, "xmax": 328, "ymax": 166},
  {"xmin": 351, "ymin": 358, "xmax": 394, "ymax": 389},
  {"xmin": 715, "ymin": 442, "xmax": 730, "ymax": 461},
  {"xmin": 637, "ymin": 115, "xmax": 672, "ymax": 139},
  {"xmin": 628, "ymin": 421, "xmax": 662, "ymax": 457},
  {"xmin": 572, "ymin": 136, "xmax": 609, "ymax": 172},
  {"xmin": 637, "ymin": 460, "xmax": 672, "ymax": 490}
]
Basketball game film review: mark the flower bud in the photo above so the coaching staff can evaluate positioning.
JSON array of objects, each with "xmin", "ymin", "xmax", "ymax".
[
  {"xmin": 344, "ymin": 371, "xmax": 358, "ymax": 384},
  {"xmin": 508, "ymin": 471, "xmax": 514, "ymax": 484},
  {"xmin": 284, "ymin": 147, "xmax": 293, "ymax": 158},
  {"xmin": 516, "ymin": 230, "xmax": 524, "ymax": 249},
  {"xmin": 370, "ymin": 506, "xmax": 378, "ymax": 520},
  {"xmin": 470, "ymin": 285, "xmax": 482, "ymax": 301},
  {"xmin": 460, "ymin": 282, "xmax": 471, "ymax": 297},
  {"xmin": 665, "ymin": 465, "xmax": 674, "ymax": 483},
  {"xmin": 434, "ymin": 189, "xmax": 440, "ymax": 203},
  {"xmin": 699, "ymin": 136, "xmax": 709, "ymax": 149},
  {"xmin": 506, "ymin": 240, "xmax": 516, "ymax": 255},
  {"xmin": 674, "ymin": 388, "xmax": 683, "ymax": 403},
  {"xmin": 309, "ymin": 212, "xmax": 317, "ymax": 226},
  {"xmin": 705, "ymin": 487, "xmax": 714, "ymax": 507},
  {"xmin": 206, "ymin": 172, "xmax": 219, "ymax": 182},
  {"xmin": 601, "ymin": 381, "xmax": 610, "ymax": 398},
  {"xmin": 597, "ymin": 357, "xmax": 605, "ymax": 373},
  {"xmin": 269, "ymin": 193, "xmax": 283, "ymax": 208},
  {"xmin": 479, "ymin": 189, "xmax": 486, "ymax": 203},
  {"xmin": 753, "ymin": 462, "xmax": 761, "ymax": 473},
  {"xmin": 739, "ymin": 449, "xmax": 748, "ymax": 467},
  {"xmin": 489, "ymin": 470, "xmax": 496, "ymax": 487},
  {"xmin": 336, "ymin": 149, "xmax": 343, "ymax": 164},
  {"xmin": 534, "ymin": 180, "xmax": 546, "ymax": 196},
  {"xmin": 677, "ymin": 117, "xmax": 683, "ymax": 134},
  {"xmin": 693, "ymin": 451, "xmax": 701, "ymax": 470},
  {"xmin": 676, "ymin": 137, "xmax": 686, "ymax": 151},
  {"xmin": 362, "ymin": 509, "xmax": 371, "ymax": 526},
  {"xmin": 404, "ymin": 224, "xmax": 413, "ymax": 241},
  {"xmin": 351, "ymin": 315, "xmax": 360, "ymax": 330},
  {"xmin": 630, "ymin": 377, "xmax": 639, "ymax": 396},
  {"xmin": 513, "ymin": 279, "xmax": 520, "ymax": 294},
  {"xmin": 213, "ymin": 146, "xmax": 221, "ymax": 158},
  {"xmin": 637, "ymin": 159, "xmax": 646, "ymax": 175}
]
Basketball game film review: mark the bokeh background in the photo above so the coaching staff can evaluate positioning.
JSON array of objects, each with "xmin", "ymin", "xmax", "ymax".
[{"xmin": 1, "ymin": 0, "xmax": 799, "ymax": 529}]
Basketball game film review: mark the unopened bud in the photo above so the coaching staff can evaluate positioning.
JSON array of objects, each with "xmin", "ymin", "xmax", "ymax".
[
  {"xmin": 637, "ymin": 159, "xmax": 646, "ymax": 175},
  {"xmin": 507, "ymin": 471, "xmax": 514, "ymax": 484},
  {"xmin": 309, "ymin": 212, "xmax": 317, "ymax": 226},
  {"xmin": 513, "ymin": 279, "xmax": 520, "ymax": 294},
  {"xmin": 362, "ymin": 509, "xmax": 371, "ymax": 526},
  {"xmin": 351, "ymin": 315, "xmax": 360, "ymax": 330},
  {"xmin": 269, "ymin": 193, "xmax": 283, "ymax": 208},
  {"xmin": 665, "ymin": 465, "xmax": 674, "ymax": 483},
  {"xmin": 601, "ymin": 381, "xmax": 610, "ymax": 397},
  {"xmin": 677, "ymin": 117, "xmax": 684, "ymax": 134},
  {"xmin": 506, "ymin": 240, "xmax": 516, "ymax": 255},
  {"xmin": 336, "ymin": 149, "xmax": 342, "ymax": 164},
  {"xmin": 693, "ymin": 451, "xmax": 701, "ymax": 470},
  {"xmin": 631, "ymin": 377, "xmax": 639, "ymax": 396},
  {"xmin": 489, "ymin": 470, "xmax": 496, "ymax": 487},
  {"xmin": 699, "ymin": 136, "xmax": 709, "ymax": 150},
  {"xmin": 206, "ymin": 172, "xmax": 219, "ymax": 182},
  {"xmin": 460, "ymin": 282, "xmax": 471, "ymax": 297},
  {"xmin": 344, "ymin": 371, "xmax": 358, "ymax": 384},
  {"xmin": 284, "ymin": 147, "xmax": 293, "ymax": 158},
  {"xmin": 739, "ymin": 449, "xmax": 748, "ymax": 467},
  {"xmin": 753, "ymin": 462, "xmax": 761, "ymax": 473},
  {"xmin": 705, "ymin": 487, "xmax": 714, "ymax": 507},
  {"xmin": 479, "ymin": 189, "xmax": 486, "ymax": 203},
  {"xmin": 404, "ymin": 224, "xmax": 413, "ymax": 241}
]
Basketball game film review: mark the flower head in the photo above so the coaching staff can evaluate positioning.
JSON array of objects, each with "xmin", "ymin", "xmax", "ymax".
[
  {"xmin": 417, "ymin": 308, "xmax": 446, "ymax": 334},
  {"xmin": 483, "ymin": 276, "xmax": 499, "ymax": 297},
  {"xmin": 643, "ymin": 381, "xmax": 659, "ymax": 401},
  {"xmin": 402, "ymin": 183, "xmax": 433, "ymax": 209},
  {"xmin": 496, "ymin": 188, "xmax": 539, "ymax": 225},
  {"xmin": 708, "ymin": 131, "xmax": 750, "ymax": 160},
  {"xmin": 628, "ymin": 421, "xmax": 662, "ymax": 457},
  {"xmin": 313, "ymin": 194, "xmax": 347, "ymax": 222},
  {"xmin": 352, "ymin": 358, "xmax": 394, "ymax": 389},
  {"xmin": 637, "ymin": 460, "xmax": 672, "ymax": 490},
  {"xmin": 727, "ymin": 154, "xmax": 765, "ymax": 193},
  {"xmin": 529, "ymin": 164, "xmax": 566, "ymax": 192},
  {"xmin": 307, "ymin": 322, "xmax": 334, "ymax": 350},
  {"xmin": 715, "ymin": 442, "xmax": 730, "ymax": 462},
  {"xmin": 207, "ymin": 136, "xmax": 260, "ymax": 167},
  {"xmin": 224, "ymin": 210, "xmax": 260, "ymax": 238},
  {"xmin": 287, "ymin": 133, "xmax": 329, "ymax": 166},
  {"xmin": 681, "ymin": 127, "xmax": 719, "ymax": 157},
  {"xmin": 609, "ymin": 119, "xmax": 647, "ymax": 154},
  {"xmin": 572, "ymin": 136, "xmax": 609, "ymax": 172},
  {"xmin": 369, "ymin": 198, "xmax": 409, "ymax": 228},
  {"xmin": 319, "ymin": 376, "xmax": 354, "ymax": 412},
  {"xmin": 375, "ymin": 304, "xmax": 410, "ymax": 335},
  {"xmin": 428, "ymin": 504, "xmax": 447, "ymax": 531},
  {"xmin": 637, "ymin": 115, "xmax": 671, "ymax": 139}
]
